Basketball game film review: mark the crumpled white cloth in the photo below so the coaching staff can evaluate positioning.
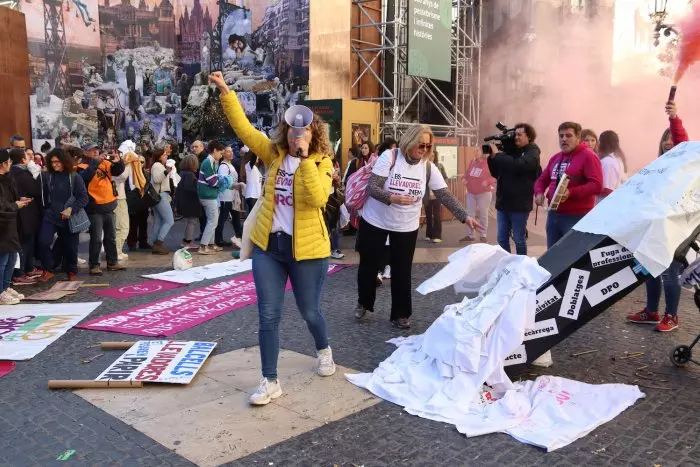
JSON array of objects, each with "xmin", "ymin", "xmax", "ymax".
[
  {"xmin": 574, "ymin": 141, "xmax": 700, "ymax": 277},
  {"xmin": 347, "ymin": 245, "xmax": 645, "ymax": 451},
  {"xmin": 118, "ymin": 140, "xmax": 136, "ymax": 155}
]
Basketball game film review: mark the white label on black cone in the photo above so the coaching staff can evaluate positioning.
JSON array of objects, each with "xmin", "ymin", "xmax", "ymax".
[
  {"xmin": 589, "ymin": 244, "xmax": 634, "ymax": 268},
  {"xmin": 559, "ymin": 268, "xmax": 590, "ymax": 320},
  {"xmin": 535, "ymin": 285, "xmax": 562, "ymax": 314},
  {"xmin": 523, "ymin": 318, "xmax": 559, "ymax": 341},
  {"xmin": 585, "ymin": 266, "xmax": 637, "ymax": 307},
  {"xmin": 504, "ymin": 344, "xmax": 527, "ymax": 366}
]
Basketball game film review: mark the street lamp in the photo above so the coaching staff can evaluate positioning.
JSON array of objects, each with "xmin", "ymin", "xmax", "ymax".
[{"xmin": 649, "ymin": 0, "xmax": 678, "ymax": 46}]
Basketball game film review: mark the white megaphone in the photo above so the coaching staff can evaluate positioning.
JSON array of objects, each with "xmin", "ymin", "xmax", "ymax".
[{"xmin": 285, "ymin": 105, "xmax": 313, "ymax": 157}]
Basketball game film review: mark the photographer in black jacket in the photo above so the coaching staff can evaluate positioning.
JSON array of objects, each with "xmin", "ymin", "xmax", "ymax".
[{"xmin": 486, "ymin": 123, "xmax": 541, "ymax": 255}]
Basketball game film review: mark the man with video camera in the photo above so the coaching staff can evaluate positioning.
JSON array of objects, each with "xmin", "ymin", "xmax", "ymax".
[{"xmin": 486, "ymin": 123, "xmax": 541, "ymax": 255}]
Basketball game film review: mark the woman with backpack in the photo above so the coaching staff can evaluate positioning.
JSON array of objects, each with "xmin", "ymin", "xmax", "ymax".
[
  {"xmin": 353, "ymin": 125, "xmax": 483, "ymax": 329},
  {"xmin": 211, "ymin": 71, "xmax": 337, "ymax": 406}
]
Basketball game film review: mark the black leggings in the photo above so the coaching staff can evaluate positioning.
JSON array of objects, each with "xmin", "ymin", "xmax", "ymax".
[{"xmin": 357, "ymin": 218, "xmax": 418, "ymax": 320}]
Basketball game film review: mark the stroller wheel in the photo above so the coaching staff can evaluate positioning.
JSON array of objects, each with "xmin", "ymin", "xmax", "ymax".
[{"xmin": 670, "ymin": 345, "xmax": 692, "ymax": 367}]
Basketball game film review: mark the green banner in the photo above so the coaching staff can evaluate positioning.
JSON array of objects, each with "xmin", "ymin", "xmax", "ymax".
[{"xmin": 407, "ymin": 0, "xmax": 452, "ymax": 82}]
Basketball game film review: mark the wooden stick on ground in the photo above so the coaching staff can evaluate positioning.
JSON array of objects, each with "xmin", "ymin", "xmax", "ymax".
[
  {"xmin": 571, "ymin": 349, "xmax": 599, "ymax": 357},
  {"xmin": 100, "ymin": 342, "xmax": 136, "ymax": 350},
  {"xmin": 48, "ymin": 380, "xmax": 143, "ymax": 389}
]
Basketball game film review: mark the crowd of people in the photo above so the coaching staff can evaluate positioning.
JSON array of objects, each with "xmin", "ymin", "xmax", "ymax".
[
  {"xmin": 0, "ymin": 130, "xmax": 265, "ymax": 304},
  {"xmin": 0, "ymin": 70, "xmax": 691, "ymax": 405}
]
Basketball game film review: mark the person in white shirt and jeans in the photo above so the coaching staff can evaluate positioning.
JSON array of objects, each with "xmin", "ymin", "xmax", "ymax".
[
  {"xmin": 596, "ymin": 130, "xmax": 627, "ymax": 203},
  {"xmin": 215, "ymin": 146, "xmax": 245, "ymax": 247},
  {"xmin": 355, "ymin": 124, "xmax": 483, "ymax": 329}
]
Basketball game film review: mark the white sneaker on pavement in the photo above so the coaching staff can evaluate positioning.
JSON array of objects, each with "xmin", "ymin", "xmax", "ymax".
[
  {"xmin": 382, "ymin": 265, "xmax": 391, "ymax": 279},
  {"xmin": 330, "ymin": 250, "xmax": 345, "ymax": 260},
  {"xmin": 231, "ymin": 237, "xmax": 242, "ymax": 249},
  {"xmin": 77, "ymin": 257, "xmax": 87, "ymax": 266},
  {"xmin": 249, "ymin": 378, "xmax": 283, "ymax": 406},
  {"xmin": 0, "ymin": 291, "xmax": 20, "ymax": 305},
  {"xmin": 118, "ymin": 253, "xmax": 129, "ymax": 261},
  {"xmin": 316, "ymin": 347, "xmax": 336, "ymax": 376},
  {"xmin": 6, "ymin": 288, "xmax": 24, "ymax": 300}
]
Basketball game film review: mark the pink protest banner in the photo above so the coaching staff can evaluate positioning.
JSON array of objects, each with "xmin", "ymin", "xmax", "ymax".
[
  {"xmin": 77, "ymin": 264, "xmax": 350, "ymax": 337},
  {"xmin": 92, "ymin": 280, "xmax": 185, "ymax": 299}
]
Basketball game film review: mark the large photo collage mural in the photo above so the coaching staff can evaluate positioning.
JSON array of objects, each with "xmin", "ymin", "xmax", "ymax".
[{"xmin": 20, "ymin": 0, "xmax": 310, "ymax": 153}]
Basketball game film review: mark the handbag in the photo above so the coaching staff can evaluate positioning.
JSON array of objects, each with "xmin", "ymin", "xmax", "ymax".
[
  {"xmin": 240, "ymin": 196, "xmax": 263, "ymax": 261},
  {"xmin": 142, "ymin": 181, "xmax": 161, "ymax": 208},
  {"xmin": 66, "ymin": 174, "xmax": 91, "ymax": 234}
]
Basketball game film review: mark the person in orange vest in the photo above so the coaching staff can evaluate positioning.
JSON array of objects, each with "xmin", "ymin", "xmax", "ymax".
[{"xmin": 77, "ymin": 144, "xmax": 127, "ymax": 276}]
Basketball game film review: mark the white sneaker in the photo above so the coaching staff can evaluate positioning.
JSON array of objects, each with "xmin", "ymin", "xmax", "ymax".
[
  {"xmin": 6, "ymin": 288, "xmax": 24, "ymax": 300},
  {"xmin": 0, "ymin": 291, "xmax": 20, "ymax": 305},
  {"xmin": 382, "ymin": 265, "xmax": 391, "ymax": 279},
  {"xmin": 330, "ymin": 250, "xmax": 345, "ymax": 260},
  {"xmin": 77, "ymin": 257, "xmax": 87, "ymax": 266},
  {"xmin": 118, "ymin": 253, "xmax": 129, "ymax": 261},
  {"xmin": 231, "ymin": 236, "xmax": 242, "ymax": 249},
  {"xmin": 317, "ymin": 347, "xmax": 336, "ymax": 376},
  {"xmin": 249, "ymin": 378, "xmax": 283, "ymax": 406},
  {"xmin": 432, "ymin": 238, "xmax": 442, "ymax": 244},
  {"xmin": 532, "ymin": 350, "xmax": 553, "ymax": 368}
]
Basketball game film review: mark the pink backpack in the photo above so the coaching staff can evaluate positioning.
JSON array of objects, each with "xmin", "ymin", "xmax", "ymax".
[{"xmin": 345, "ymin": 149, "xmax": 397, "ymax": 211}]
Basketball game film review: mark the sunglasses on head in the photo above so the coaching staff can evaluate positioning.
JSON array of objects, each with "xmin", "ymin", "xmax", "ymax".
[{"xmin": 418, "ymin": 143, "xmax": 432, "ymax": 150}]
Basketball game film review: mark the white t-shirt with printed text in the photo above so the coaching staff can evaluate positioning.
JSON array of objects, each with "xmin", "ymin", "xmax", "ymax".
[
  {"xmin": 271, "ymin": 154, "xmax": 301, "ymax": 235},
  {"xmin": 245, "ymin": 163, "xmax": 263, "ymax": 199},
  {"xmin": 362, "ymin": 149, "xmax": 448, "ymax": 232}
]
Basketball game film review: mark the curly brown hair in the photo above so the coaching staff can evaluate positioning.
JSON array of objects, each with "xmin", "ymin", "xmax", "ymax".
[{"xmin": 269, "ymin": 113, "xmax": 333, "ymax": 157}]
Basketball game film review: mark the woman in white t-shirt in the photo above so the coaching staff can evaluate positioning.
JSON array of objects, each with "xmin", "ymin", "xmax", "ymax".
[
  {"xmin": 596, "ymin": 130, "xmax": 627, "ymax": 203},
  {"xmin": 355, "ymin": 124, "xmax": 483, "ymax": 329},
  {"xmin": 244, "ymin": 153, "xmax": 263, "ymax": 212}
]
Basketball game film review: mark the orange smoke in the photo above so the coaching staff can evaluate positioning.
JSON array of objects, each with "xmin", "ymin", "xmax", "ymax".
[{"xmin": 674, "ymin": 3, "xmax": 700, "ymax": 83}]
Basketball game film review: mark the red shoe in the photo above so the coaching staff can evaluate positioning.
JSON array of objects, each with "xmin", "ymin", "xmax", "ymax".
[
  {"xmin": 26, "ymin": 268, "xmax": 42, "ymax": 278},
  {"xmin": 627, "ymin": 309, "xmax": 661, "ymax": 324},
  {"xmin": 655, "ymin": 314, "xmax": 679, "ymax": 332},
  {"xmin": 12, "ymin": 275, "xmax": 37, "ymax": 286},
  {"xmin": 67, "ymin": 272, "xmax": 77, "ymax": 281},
  {"xmin": 37, "ymin": 270, "xmax": 54, "ymax": 283}
]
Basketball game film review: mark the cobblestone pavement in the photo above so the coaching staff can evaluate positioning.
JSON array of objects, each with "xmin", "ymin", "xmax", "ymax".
[{"xmin": 2, "ymin": 261, "xmax": 700, "ymax": 466}]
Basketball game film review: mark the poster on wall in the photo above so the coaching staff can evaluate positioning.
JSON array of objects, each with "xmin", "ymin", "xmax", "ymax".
[
  {"xmin": 21, "ymin": 0, "xmax": 309, "ymax": 153},
  {"xmin": 97, "ymin": 0, "xmax": 181, "ymax": 151},
  {"xmin": 351, "ymin": 123, "xmax": 371, "ymax": 148},
  {"xmin": 434, "ymin": 138, "xmax": 458, "ymax": 178},
  {"xmin": 21, "ymin": 0, "xmax": 103, "ymax": 152},
  {"xmin": 192, "ymin": 0, "xmax": 310, "ymax": 146}
]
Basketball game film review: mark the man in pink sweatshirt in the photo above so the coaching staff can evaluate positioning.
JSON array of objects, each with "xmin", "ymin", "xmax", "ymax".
[{"xmin": 534, "ymin": 122, "xmax": 603, "ymax": 248}]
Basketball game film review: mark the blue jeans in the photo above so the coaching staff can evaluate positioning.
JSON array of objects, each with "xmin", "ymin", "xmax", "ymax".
[
  {"xmin": 253, "ymin": 233, "xmax": 330, "ymax": 380},
  {"xmin": 497, "ymin": 210, "xmax": 529, "ymax": 255},
  {"xmin": 546, "ymin": 212, "xmax": 585, "ymax": 248},
  {"xmin": 0, "ymin": 252, "xmax": 18, "ymax": 292},
  {"xmin": 199, "ymin": 199, "xmax": 219, "ymax": 246},
  {"xmin": 151, "ymin": 192, "xmax": 174, "ymax": 243},
  {"xmin": 645, "ymin": 260, "xmax": 683, "ymax": 317}
]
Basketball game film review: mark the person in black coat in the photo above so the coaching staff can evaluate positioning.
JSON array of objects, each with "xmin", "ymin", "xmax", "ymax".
[
  {"xmin": 0, "ymin": 149, "xmax": 32, "ymax": 303},
  {"xmin": 176, "ymin": 155, "xmax": 204, "ymax": 247},
  {"xmin": 9, "ymin": 149, "xmax": 43, "ymax": 284},
  {"xmin": 37, "ymin": 149, "xmax": 89, "ymax": 282},
  {"xmin": 486, "ymin": 123, "xmax": 541, "ymax": 256}
]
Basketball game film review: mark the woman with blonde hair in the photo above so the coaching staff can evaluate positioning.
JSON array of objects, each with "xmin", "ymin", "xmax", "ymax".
[
  {"xmin": 355, "ymin": 124, "xmax": 483, "ymax": 329},
  {"xmin": 210, "ymin": 71, "xmax": 336, "ymax": 406},
  {"xmin": 581, "ymin": 129, "xmax": 599, "ymax": 154}
]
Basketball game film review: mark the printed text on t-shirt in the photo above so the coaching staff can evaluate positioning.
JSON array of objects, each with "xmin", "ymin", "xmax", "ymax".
[
  {"xmin": 389, "ymin": 172, "xmax": 424, "ymax": 200},
  {"xmin": 274, "ymin": 168, "xmax": 294, "ymax": 207}
]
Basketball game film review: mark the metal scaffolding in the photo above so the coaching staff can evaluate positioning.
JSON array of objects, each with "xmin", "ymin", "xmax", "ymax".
[
  {"xmin": 351, "ymin": 0, "xmax": 482, "ymax": 145},
  {"xmin": 43, "ymin": 0, "xmax": 70, "ymax": 98}
]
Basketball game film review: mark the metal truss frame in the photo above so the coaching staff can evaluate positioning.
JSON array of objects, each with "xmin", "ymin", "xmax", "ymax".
[{"xmin": 351, "ymin": 0, "xmax": 482, "ymax": 145}]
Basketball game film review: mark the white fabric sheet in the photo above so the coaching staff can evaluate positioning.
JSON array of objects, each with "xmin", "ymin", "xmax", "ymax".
[
  {"xmin": 574, "ymin": 142, "xmax": 700, "ymax": 277},
  {"xmin": 348, "ymin": 246, "xmax": 644, "ymax": 451},
  {"xmin": 142, "ymin": 259, "xmax": 252, "ymax": 284}
]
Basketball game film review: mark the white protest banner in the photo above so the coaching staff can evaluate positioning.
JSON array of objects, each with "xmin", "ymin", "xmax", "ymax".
[
  {"xmin": 96, "ymin": 340, "xmax": 217, "ymax": 384},
  {"xmin": 142, "ymin": 259, "xmax": 253, "ymax": 285},
  {"xmin": 0, "ymin": 302, "xmax": 102, "ymax": 360}
]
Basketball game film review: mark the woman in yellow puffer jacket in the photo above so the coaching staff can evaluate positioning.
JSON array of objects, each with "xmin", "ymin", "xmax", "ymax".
[{"xmin": 210, "ymin": 72, "xmax": 336, "ymax": 406}]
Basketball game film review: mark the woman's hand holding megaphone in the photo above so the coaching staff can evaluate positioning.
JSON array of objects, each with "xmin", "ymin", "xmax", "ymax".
[
  {"xmin": 209, "ymin": 72, "xmax": 229, "ymax": 95},
  {"xmin": 294, "ymin": 138, "xmax": 309, "ymax": 159}
]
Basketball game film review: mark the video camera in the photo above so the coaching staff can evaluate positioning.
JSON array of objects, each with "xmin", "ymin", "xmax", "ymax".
[{"xmin": 482, "ymin": 122, "xmax": 517, "ymax": 155}]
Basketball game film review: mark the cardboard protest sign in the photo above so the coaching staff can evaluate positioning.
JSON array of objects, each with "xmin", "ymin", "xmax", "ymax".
[
  {"xmin": 25, "ymin": 281, "xmax": 84, "ymax": 301},
  {"xmin": 96, "ymin": 340, "xmax": 217, "ymax": 384},
  {"xmin": 0, "ymin": 302, "xmax": 102, "ymax": 360}
]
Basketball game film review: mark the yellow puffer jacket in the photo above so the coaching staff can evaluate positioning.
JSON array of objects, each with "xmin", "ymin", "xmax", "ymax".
[{"xmin": 220, "ymin": 91, "xmax": 333, "ymax": 260}]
